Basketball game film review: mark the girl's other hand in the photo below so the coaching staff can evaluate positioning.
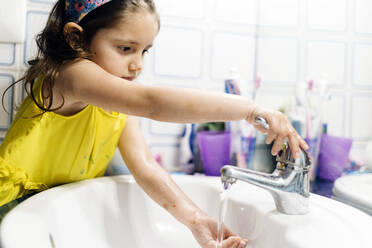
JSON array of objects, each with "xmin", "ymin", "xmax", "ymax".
[
  {"xmin": 189, "ymin": 212, "xmax": 248, "ymax": 248},
  {"xmin": 246, "ymin": 104, "xmax": 309, "ymax": 159}
]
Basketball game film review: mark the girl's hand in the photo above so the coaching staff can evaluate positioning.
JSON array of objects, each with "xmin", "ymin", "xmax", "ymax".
[
  {"xmin": 246, "ymin": 104, "xmax": 309, "ymax": 159},
  {"xmin": 189, "ymin": 212, "xmax": 248, "ymax": 248}
]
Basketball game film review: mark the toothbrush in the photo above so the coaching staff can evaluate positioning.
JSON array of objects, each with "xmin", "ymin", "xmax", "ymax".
[{"xmin": 305, "ymin": 79, "xmax": 313, "ymax": 141}]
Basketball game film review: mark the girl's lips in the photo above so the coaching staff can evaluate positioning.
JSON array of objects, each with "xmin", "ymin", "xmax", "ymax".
[{"xmin": 123, "ymin": 77, "xmax": 135, "ymax": 81}]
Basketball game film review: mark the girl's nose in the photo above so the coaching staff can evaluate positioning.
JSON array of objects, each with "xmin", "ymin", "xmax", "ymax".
[{"xmin": 129, "ymin": 59, "xmax": 143, "ymax": 72}]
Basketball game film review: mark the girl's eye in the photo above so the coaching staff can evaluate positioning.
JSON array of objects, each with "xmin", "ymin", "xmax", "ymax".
[
  {"xmin": 119, "ymin": 46, "xmax": 131, "ymax": 52},
  {"xmin": 142, "ymin": 49, "xmax": 149, "ymax": 55}
]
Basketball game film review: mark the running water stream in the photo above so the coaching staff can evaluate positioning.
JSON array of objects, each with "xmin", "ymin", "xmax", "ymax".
[{"xmin": 216, "ymin": 181, "xmax": 232, "ymax": 248}]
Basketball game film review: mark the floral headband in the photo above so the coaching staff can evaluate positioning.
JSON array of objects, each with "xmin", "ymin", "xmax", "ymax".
[{"xmin": 65, "ymin": 0, "xmax": 112, "ymax": 23}]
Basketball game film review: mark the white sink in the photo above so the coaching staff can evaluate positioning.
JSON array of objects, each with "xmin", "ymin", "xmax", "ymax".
[
  {"xmin": 1, "ymin": 175, "xmax": 372, "ymax": 248},
  {"xmin": 333, "ymin": 173, "xmax": 372, "ymax": 215}
]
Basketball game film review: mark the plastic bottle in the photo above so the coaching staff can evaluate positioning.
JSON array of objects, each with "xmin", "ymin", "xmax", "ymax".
[
  {"xmin": 179, "ymin": 124, "xmax": 194, "ymax": 174},
  {"xmin": 224, "ymin": 68, "xmax": 241, "ymax": 96}
]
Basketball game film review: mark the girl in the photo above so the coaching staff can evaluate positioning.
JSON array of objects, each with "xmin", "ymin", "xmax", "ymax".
[{"xmin": 0, "ymin": 0, "xmax": 308, "ymax": 247}]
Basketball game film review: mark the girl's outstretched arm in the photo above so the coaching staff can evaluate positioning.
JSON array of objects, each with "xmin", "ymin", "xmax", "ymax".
[
  {"xmin": 60, "ymin": 59, "xmax": 253, "ymax": 123},
  {"xmin": 118, "ymin": 116, "xmax": 248, "ymax": 248},
  {"xmin": 60, "ymin": 59, "xmax": 308, "ymax": 158}
]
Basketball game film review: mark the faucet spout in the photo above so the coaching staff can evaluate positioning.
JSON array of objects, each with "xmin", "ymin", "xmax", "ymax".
[
  {"xmin": 221, "ymin": 166, "xmax": 294, "ymax": 189},
  {"xmin": 220, "ymin": 144, "xmax": 311, "ymax": 215}
]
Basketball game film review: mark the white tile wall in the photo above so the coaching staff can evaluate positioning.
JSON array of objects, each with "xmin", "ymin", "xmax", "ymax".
[
  {"xmin": 149, "ymin": 144, "xmax": 180, "ymax": 171},
  {"xmin": 156, "ymin": 0, "xmax": 206, "ymax": 19},
  {"xmin": 355, "ymin": 0, "xmax": 372, "ymax": 34},
  {"xmin": 215, "ymin": 0, "xmax": 258, "ymax": 25},
  {"xmin": 0, "ymin": 0, "xmax": 371, "ymax": 170},
  {"xmin": 0, "ymin": 74, "xmax": 14, "ymax": 130},
  {"xmin": 154, "ymin": 26, "xmax": 203, "ymax": 78},
  {"xmin": 210, "ymin": 32, "xmax": 255, "ymax": 80},
  {"xmin": 0, "ymin": 0, "xmax": 27, "ymax": 43},
  {"xmin": 24, "ymin": 11, "xmax": 49, "ymax": 66},
  {"xmin": 306, "ymin": 41, "xmax": 346, "ymax": 86},
  {"xmin": 257, "ymin": 37, "xmax": 298, "ymax": 84},
  {"xmin": 353, "ymin": 43, "xmax": 372, "ymax": 88},
  {"xmin": 30, "ymin": 0, "xmax": 56, "ymax": 3},
  {"xmin": 259, "ymin": 0, "xmax": 299, "ymax": 28},
  {"xmin": 150, "ymin": 120, "xmax": 185, "ymax": 137},
  {"xmin": 325, "ymin": 95, "xmax": 346, "ymax": 136},
  {"xmin": 350, "ymin": 95, "xmax": 372, "ymax": 140},
  {"xmin": 307, "ymin": 0, "xmax": 347, "ymax": 31},
  {"xmin": 0, "ymin": 44, "xmax": 16, "ymax": 66},
  {"xmin": 255, "ymin": 90, "xmax": 294, "ymax": 110}
]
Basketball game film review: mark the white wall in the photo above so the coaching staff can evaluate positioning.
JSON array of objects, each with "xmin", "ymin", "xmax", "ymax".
[{"xmin": 0, "ymin": 0, "xmax": 372, "ymax": 170}]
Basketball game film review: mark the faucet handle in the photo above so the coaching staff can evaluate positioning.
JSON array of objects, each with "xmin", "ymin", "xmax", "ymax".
[
  {"xmin": 276, "ymin": 143, "xmax": 311, "ymax": 171},
  {"xmin": 254, "ymin": 116, "xmax": 311, "ymax": 171}
]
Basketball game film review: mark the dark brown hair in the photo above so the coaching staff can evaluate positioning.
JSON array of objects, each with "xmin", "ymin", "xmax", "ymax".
[{"xmin": 2, "ymin": 0, "xmax": 159, "ymax": 114}]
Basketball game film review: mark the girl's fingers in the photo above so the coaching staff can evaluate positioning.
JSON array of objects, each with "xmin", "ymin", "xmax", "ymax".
[
  {"xmin": 300, "ymin": 135, "xmax": 309, "ymax": 150},
  {"xmin": 253, "ymin": 111, "xmax": 308, "ymax": 160},
  {"xmin": 271, "ymin": 135, "xmax": 286, "ymax": 156},
  {"xmin": 265, "ymin": 132, "xmax": 276, "ymax": 145},
  {"xmin": 243, "ymin": 239, "xmax": 249, "ymax": 247},
  {"xmin": 223, "ymin": 225, "xmax": 236, "ymax": 237},
  {"xmin": 222, "ymin": 236, "xmax": 242, "ymax": 248},
  {"xmin": 288, "ymin": 130, "xmax": 310, "ymax": 159},
  {"xmin": 239, "ymin": 239, "xmax": 248, "ymax": 248},
  {"xmin": 288, "ymin": 130, "xmax": 300, "ymax": 159}
]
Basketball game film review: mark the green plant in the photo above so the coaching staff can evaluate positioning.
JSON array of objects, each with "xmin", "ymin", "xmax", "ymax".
[{"xmin": 197, "ymin": 122, "xmax": 225, "ymax": 132}]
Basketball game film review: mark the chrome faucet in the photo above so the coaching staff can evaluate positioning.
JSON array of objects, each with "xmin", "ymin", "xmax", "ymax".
[{"xmin": 220, "ymin": 117, "xmax": 312, "ymax": 215}]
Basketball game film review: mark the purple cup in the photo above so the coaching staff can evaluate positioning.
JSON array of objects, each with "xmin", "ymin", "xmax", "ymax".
[
  {"xmin": 197, "ymin": 131, "xmax": 231, "ymax": 176},
  {"xmin": 317, "ymin": 134, "xmax": 353, "ymax": 181}
]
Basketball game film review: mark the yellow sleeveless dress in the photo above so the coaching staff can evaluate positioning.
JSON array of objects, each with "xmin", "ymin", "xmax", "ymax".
[{"xmin": 0, "ymin": 77, "xmax": 127, "ymax": 207}]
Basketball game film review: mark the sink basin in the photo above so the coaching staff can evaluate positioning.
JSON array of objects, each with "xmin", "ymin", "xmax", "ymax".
[
  {"xmin": 333, "ymin": 173, "xmax": 372, "ymax": 215},
  {"xmin": 1, "ymin": 175, "xmax": 372, "ymax": 248}
]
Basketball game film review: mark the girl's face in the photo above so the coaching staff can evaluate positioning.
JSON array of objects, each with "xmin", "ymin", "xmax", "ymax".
[{"xmin": 88, "ymin": 10, "xmax": 158, "ymax": 81}]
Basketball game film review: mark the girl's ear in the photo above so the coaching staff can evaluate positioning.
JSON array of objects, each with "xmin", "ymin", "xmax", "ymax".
[{"xmin": 63, "ymin": 22, "xmax": 84, "ymax": 50}]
